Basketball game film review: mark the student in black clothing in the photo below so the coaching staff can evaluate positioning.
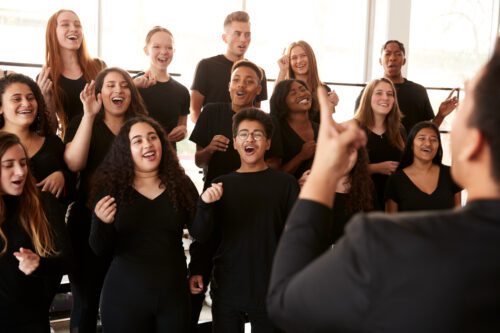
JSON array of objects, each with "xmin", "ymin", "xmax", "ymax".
[
  {"xmin": 190, "ymin": 11, "xmax": 267, "ymax": 123},
  {"xmin": 270, "ymin": 79, "xmax": 318, "ymax": 179},
  {"xmin": 134, "ymin": 26, "xmax": 189, "ymax": 149},
  {"xmin": 355, "ymin": 77, "xmax": 405, "ymax": 210},
  {"xmin": 268, "ymin": 40, "xmax": 500, "ymax": 332},
  {"xmin": 299, "ymin": 146, "xmax": 374, "ymax": 244},
  {"xmin": 0, "ymin": 132, "xmax": 70, "ymax": 332},
  {"xmin": 385, "ymin": 121, "xmax": 461, "ymax": 212},
  {"xmin": 276, "ymin": 40, "xmax": 338, "ymax": 123},
  {"xmin": 355, "ymin": 40, "xmax": 458, "ymax": 133},
  {"xmin": 89, "ymin": 116, "xmax": 198, "ymax": 332},
  {"xmin": 189, "ymin": 60, "xmax": 282, "ymax": 331},
  {"xmin": 64, "ymin": 67, "xmax": 147, "ymax": 333},
  {"xmin": 38, "ymin": 9, "xmax": 106, "ymax": 135},
  {"xmin": 191, "ymin": 108, "xmax": 299, "ymax": 333},
  {"xmin": 0, "ymin": 73, "xmax": 74, "ymax": 310}
]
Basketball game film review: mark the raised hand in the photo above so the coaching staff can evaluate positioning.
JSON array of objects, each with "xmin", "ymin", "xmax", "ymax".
[
  {"xmin": 13, "ymin": 247, "xmax": 40, "ymax": 275},
  {"xmin": 437, "ymin": 88, "xmax": 459, "ymax": 119},
  {"xmin": 94, "ymin": 195, "xmax": 117, "ymax": 224},
  {"xmin": 80, "ymin": 80, "xmax": 102, "ymax": 117},
  {"xmin": 133, "ymin": 70, "xmax": 157, "ymax": 89},
  {"xmin": 277, "ymin": 54, "xmax": 289, "ymax": 73},
  {"xmin": 201, "ymin": 182, "xmax": 223, "ymax": 204}
]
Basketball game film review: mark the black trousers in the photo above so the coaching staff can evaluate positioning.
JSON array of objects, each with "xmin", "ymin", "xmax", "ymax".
[{"xmin": 211, "ymin": 300, "xmax": 277, "ymax": 333}]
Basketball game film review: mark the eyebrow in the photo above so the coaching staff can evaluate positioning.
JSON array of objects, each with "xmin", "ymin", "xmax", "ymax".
[
  {"xmin": 1, "ymin": 158, "xmax": 27, "ymax": 163},
  {"xmin": 131, "ymin": 131, "xmax": 156, "ymax": 140}
]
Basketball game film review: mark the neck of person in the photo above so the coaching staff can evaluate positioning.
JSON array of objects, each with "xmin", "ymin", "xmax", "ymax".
[
  {"xmin": 225, "ymin": 51, "xmax": 244, "ymax": 63},
  {"xmin": 370, "ymin": 114, "xmax": 387, "ymax": 135},
  {"xmin": 384, "ymin": 73, "xmax": 404, "ymax": 84},
  {"xmin": 134, "ymin": 170, "xmax": 160, "ymax": 187},
  {"xmin": 1, "ymin": 124, "xmax": 32, "ymax": 142},
  {"xmin": 237, "ymin": 160, "xmax": 268, "ymax": 173},
  {"xmin": 103, "ymin": 113, "xmax": 125, "ymax": 135},
  {"xmin": 288, "ymin": 110, "xmax": 310, "ymax": 126},
  {"xmin": 407, "ymin": 158, "xmax": 435, "ymax": 173},
  {"xmin": 335, "ymin": 175, "xmax": 350, "ymax": 194},
  {"xmin": 149, "ymin": 66, "xmax": 170, "ymax": 82},
  {"xmin": 61, "ymin": 48, "xmax": 82, "ymax": 78},
  {"xmin": 232, "ymin": 102, "xmax": 253, "ymax": 113}
]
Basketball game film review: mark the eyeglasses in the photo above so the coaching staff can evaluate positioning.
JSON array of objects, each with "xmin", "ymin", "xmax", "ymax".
[{"xmin": 236, "ymin": 130, "xmax": 266, "ymax": 141}]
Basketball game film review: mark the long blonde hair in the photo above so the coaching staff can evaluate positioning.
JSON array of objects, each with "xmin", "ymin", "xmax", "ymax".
[
  {"xmin": 45, "ymin": 9, "xmax": 105, "ymax": 135},
  {"xmin": 0, "ymin": 132, "xmax": 56, "ymax": 257},
  {"xmin": 354, "ymin": 78, "xmax": 405, "ymax": 151}
]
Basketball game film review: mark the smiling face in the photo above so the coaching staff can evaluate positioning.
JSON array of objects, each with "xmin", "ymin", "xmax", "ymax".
[
  {"xmin": 0, "ymin": 144, "xmax": 27, "ymax": 196},
  {"xmin": 56, "ymin": 11, "xmax": 83, "ymax": 51},
  {"xmin": 0, "ymin": 83, "xmax": 38, "ymax": 130},
  {"xmin": 370, "ymin": 81, "xmax": 395, "ymax": 118},
  {"xmin": 223, "ymin": 21, "xmax": 251, "ymax": 59},
  {"xmin": 145, "ymin": 31, "xmax": 174, "ymax": 72},
  {"xmin": 285, "ymin": 81, "xmax": 312, "ymax": 114},
  {"xmin": 412, "ymin": 127, "xmax": 440, "ymax": 163},
  {"xmin": 129, "ymin": 122, "xmax": 162, "ymax": 175},
  {"xmin": 290, "ymin": 45, "xmax": 309, "ymax": 76},
  {"xmin": 229, "ymin": 66, "xmax": 261, "ymax": 111},
  {"xmin": 100, "ymin": 71, "xmax": 132, "ymax": 117},
  {"xmin": 234, "ymin": 119, "xmax": 270, "ymax": 168}
]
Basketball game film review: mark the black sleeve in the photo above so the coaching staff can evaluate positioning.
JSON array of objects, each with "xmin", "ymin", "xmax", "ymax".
[
  {"xmin": 384, "ymin": 172, "xmax": 400, "ymax": 203},
  {"xmin": 88, "ymin": 193, "xmax": 117, "ymax": 256},
  {"xmin": 189, "ymin": 105, "xmax": 213, "ymax": 148},
  {"xmin": 190, "ymin": 198, "xmax": 215, "ymax": 243},
  {"xmin": 267, "ymin": 115, "xmax": 283, "ymax": 159},
  {"xmin": 180, "ymin": 84, "xmax": 190, "ymax": 116},
  {"xmin": 191, "ymin": 59, "xmax": 208, "ymax": 95},
  {"xmin": 33, "ymin": 192, "xmax": 72, "ymax": 276},
  {"xmin": 421, "ymin": 87, "xmax": 435, "ymax": 120},
  {"xmin": 267, "ymin": 199, "xmax": 372, "ymax": 332}
]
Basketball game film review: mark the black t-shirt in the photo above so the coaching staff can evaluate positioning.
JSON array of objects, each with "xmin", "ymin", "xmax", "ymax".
[
  {"xmin": 385, "ymin": 164, "xmax": 461, "ymax": 212},
  {"xmin": 0, "ymin": 192, "xmax": 69, "ymax": 327},
  {"xmin": 279, "ymin": 120, "xmax": 319, "ymax": 179},
  {"xmin": 191, "ymin": 54, "xmax": 268, "ymax": 105},
  {"xmin": 365, "ymin": 129, "xmax": 403, "ymax": 210},
  {"xmin": 59, "ymin": 75, "xmax": 87, "ymax": 125},
  {"xmin": 64, "ymin": 115, "xmax": 116, "ymax": 205},
  {"xmin": 355, "ymin": 79, "xmax": 434, "ymax": 133},
  {"xmin": 190, "ymin": 168, "xmax": 299, "ymax": 308},
  {"xmin": 189, "ymin": 102, "xmax": 283, "ymax": 189},
  {"xmin": 138, "ymin": 77, "xmax": 190, "ymax": 135}
]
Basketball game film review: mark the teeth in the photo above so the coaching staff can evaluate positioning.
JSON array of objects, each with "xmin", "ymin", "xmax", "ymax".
[
  {"xmin": 17, "ymin": 110, "xmax": 32, "ymax": 114},
  {"xmin": 298, "ymin": 98, "xmax": 309, "ymax": 104},
  {"xmin": 143, "ymin": 151, "xmax": 154, "ymax": 157},
  {"xmin": 67, "ymin": 35, "xmax": 78, "ymax": 40},
  {"xmin": 112, "ymin": 97, "xmax": 123, "ymax": 102},
  {"xmin": 236, "ymin": 91, "xmax": 245, "ymax": 96}
]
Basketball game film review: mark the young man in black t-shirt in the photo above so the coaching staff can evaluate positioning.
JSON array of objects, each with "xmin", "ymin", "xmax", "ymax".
[
  {"xmin": 191, "ymin": 108, "xmax": 298, "ymax": 333},
  {"xmin": 190, "ymin": 11, "xmax": 268, "ymax": 123},
  {"xmin": 355, "ymin": 40, "xmax": 458, "ymax": 133}
]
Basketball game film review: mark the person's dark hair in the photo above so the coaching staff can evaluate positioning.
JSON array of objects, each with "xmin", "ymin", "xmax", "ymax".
[
  {"xmin": 381, "ymin": 40, "xmax": 406, "ymax": 56},
  {"xmin": 344, "ymin": 147, "xmax": 374, "ymax": 214},
  {"xmin": 0, "ymin": 74, "xmax": 52, "ymax": 136},
  {"xmin": 270, "ymin": 79, "xmax": 310, "ymax": 122},
  {"xmin": 90, "ymin": 116, "xmax": 197, "ymax": 214},
  {"xmin": 232, "ymin": 107, "xmax": 274, "ymax": 139},
  {"xmin": 224, "ymin": 11, "xmax": 250, "ymax": 27},
  {"xmin": 398, "ymin": 121, "xmax": 443, "ymax": 170},
  {"xmin": 231, "ymin": 60, "xmax": 263, "ymax": 82},
  {"xmin": 94, "ymin": 67, "xmax": 148, "ymax": 120},
  {"xmin": 470, "ymin": 37, "xmax": 500, "ymax": 182}
]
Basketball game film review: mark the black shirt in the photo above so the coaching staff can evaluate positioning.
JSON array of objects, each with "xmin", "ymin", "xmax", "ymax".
[
  {"xmin": 279, "ymin": 120, "xmax": 319, "ymax": 179},
  {"xmin": 0, "ymin": 192, "xmax": 70, "ymax": 328},
  {"xmin": 138, "ymin": 77, "xmax": 190, "ymax": 136},
  {"xmin": 59, "ymin": 75, "xmax": 87, "ymax": 125},
  {"xmin": 189, "ymin": 102, "xmax": 283, "ymax": 189},
  {"xmin": 268, "ymin": 199, "xmax": 500, "ymax": 332},
  {"xmin": 191, "ymin": 54, "xmax": 268, "ymax": 105},
  {"xmin": 191, "ymin": 168, "xmax": 299, "ymax": 308},
  {"xmin": 385, "ymin": 164, "xmax": 461, "ymax": 211}
]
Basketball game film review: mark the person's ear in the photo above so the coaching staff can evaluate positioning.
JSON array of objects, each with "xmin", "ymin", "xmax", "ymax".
[
  {"xmin": 460, "ymin": 129, "xmax": 483, "ymax": 163},
  {"xmin": 379, "ymin": 57, "xmax": 383, "ymax": 66},
  {"xmin": 266, "ymin": 138, "xmax": 271, "ymax": 151},
  {"xmin": 222, "ymin": 32, "xmax": 228, "ymax": 44},
  {"xmin": 402, "ymin": 57, "xmax": 406, "ymax": 66},
  {"xmin": 143, "ymin": 46, "xmax": 149, "ymax": 56}
]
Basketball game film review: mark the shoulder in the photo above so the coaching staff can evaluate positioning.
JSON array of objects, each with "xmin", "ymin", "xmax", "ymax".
[{"xmin": 402, "ymin": 79, "xmax": 426, "ymax": 91}]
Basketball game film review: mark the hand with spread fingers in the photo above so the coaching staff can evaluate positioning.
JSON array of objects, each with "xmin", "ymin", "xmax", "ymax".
[{"xmin": 80, "ymin": 80, "xmax": 102, "ymax": 117}]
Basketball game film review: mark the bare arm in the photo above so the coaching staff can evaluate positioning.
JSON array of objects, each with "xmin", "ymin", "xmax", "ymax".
[
  {"xmin": 190, "ymin": 90, "xmax": 205, "ymax": 124},
  {"xmin": 385, "ymin": 199, "xmax": 398, "ymax": 213},
  {"xmin": 194, "ymin": 135, "xmax": 230, "ymax": 168}
]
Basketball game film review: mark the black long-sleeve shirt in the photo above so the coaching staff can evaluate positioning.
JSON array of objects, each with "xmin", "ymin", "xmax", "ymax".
[
  {"xmin": 267, "ymin": 199, "xmax": 500, "ymax": 332},
  {"xmin": 191, "ymin": 169, "xmax": 299, "ymax": 308},
  {"xmin": 0, "ymin": 192, "xmax": 70, "ymax": 328}
]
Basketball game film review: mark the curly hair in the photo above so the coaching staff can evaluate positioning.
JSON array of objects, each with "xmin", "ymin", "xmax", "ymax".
[
  {"xmin": 90, "ymin": 116, "xmax": 197, "ymax": 215},
  {"xmin": 270, "ymin": 79, "xmax": 310, "ymax": 122},
  {"xmin": 355, "ymin": 77, "xmax": 405, "ymax": 151},
  {"xmin": 0, "ymin": 132, "xmax": 56, "ymax": 257},
  {"xmin": 344, "ymin": 147, "xmax": 374, "ymax": 214},
  {"xmin": 0, "ymin": 73, "xmax": 52, "ymax": 136},
  {"xmin": 398, "ymin": 121, "xmax": 443, "ymax": 170}
]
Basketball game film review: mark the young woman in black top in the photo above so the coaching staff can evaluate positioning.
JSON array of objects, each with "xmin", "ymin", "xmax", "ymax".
[
  {"xmin": 64, "ymin": 67, "xmax": 147, "ymax": 333},
  {"xmin": 134, "ymin": 26, "xmax": 189, "ymax": 149},
  {"xmin": 0, "ymin": 132, "xmax": 69, "ymax": 332},
  {"xmin": 385, "ymin": 121, "xmax": 461, "ymax": 212},
  {"xmin": 355, "ymin": 77, "xmax": 405, "ymax": 209},
  {"xmin": 271, "ymin": 79, "xmax": 318, "ymax": 179},
  {"xmin": 38, "ymin": 9, "xmax": 105, "ymax": 135},
  {"xmin": 89, "ymin": 116, "xmax": 197, "ymax": 332}
]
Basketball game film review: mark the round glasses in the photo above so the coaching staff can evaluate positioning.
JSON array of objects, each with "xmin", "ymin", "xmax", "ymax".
[{"xmin": 236, "ymin": 130, "xmax": 266, "ymax": 141}]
